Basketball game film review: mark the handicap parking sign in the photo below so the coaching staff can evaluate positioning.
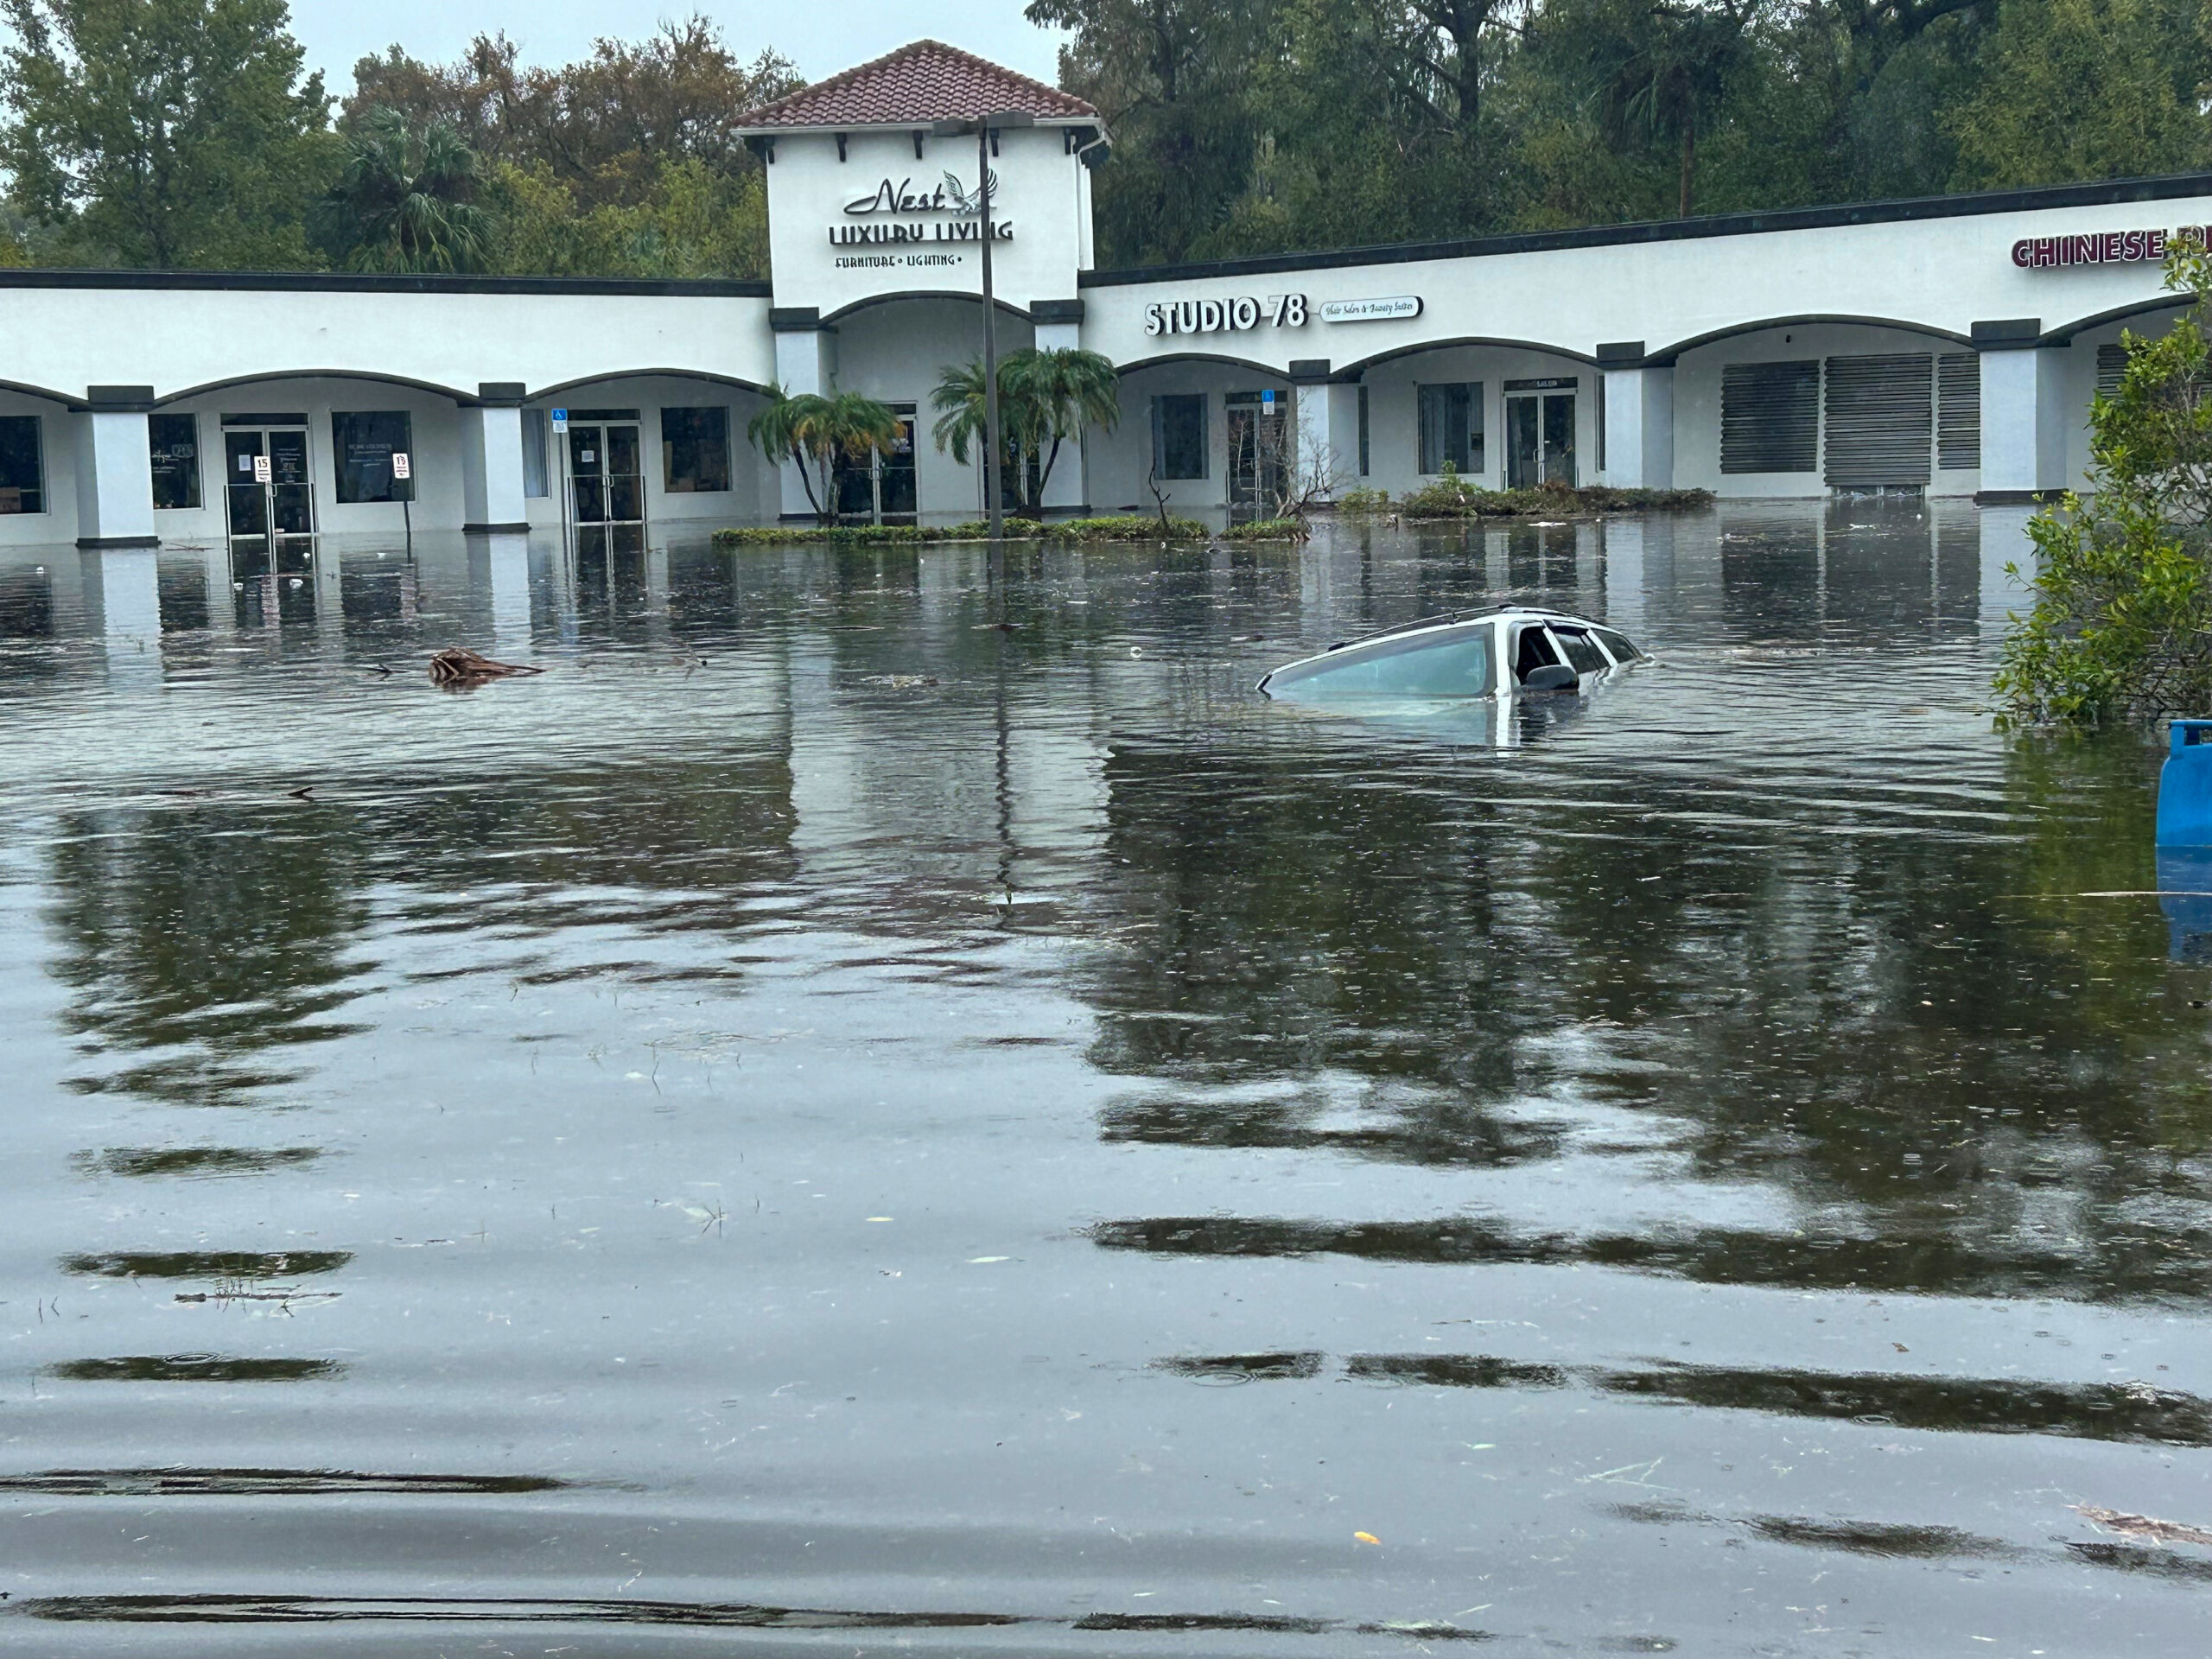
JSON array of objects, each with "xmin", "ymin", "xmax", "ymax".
[{"xmin": 551, "ymin": 407, "xmax": 569, "ymax": 431}]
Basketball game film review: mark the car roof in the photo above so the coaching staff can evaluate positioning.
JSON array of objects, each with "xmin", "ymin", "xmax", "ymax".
[{"xmin": 1321, "ymin": 605, "xmax": 1609, "ymax": 653}]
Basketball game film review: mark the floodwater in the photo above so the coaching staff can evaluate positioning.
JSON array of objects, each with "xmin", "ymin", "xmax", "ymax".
[{"xmin": 1, "ymin": 505, "xmax": 2208, "ymax": 1656}]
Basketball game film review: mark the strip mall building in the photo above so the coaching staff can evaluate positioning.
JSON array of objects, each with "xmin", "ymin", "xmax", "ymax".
[{"xmin": 2, "ymin": 39, "xmax": 2209, "ymax": 550}]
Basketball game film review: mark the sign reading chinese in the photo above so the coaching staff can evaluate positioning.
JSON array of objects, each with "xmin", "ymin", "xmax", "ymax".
[{"xmin": 2012, "ymin": 226, "xmax": 2212, "ymax": 269}]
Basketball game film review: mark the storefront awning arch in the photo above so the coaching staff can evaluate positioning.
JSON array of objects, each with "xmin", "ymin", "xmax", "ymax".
[
  {"xmin": 152, "ymin": 369, "xmax": 478, "ymax": 407},
  {"xmin": 819, "ymin": 292, "xmax": 1034, "ymax": 326},
  {"xmin": 1114, "ymin": 350, "xmax": 1294, "ymax": 378},
  {"xmin": 1646, "ymin": 315, "xmax": 1971, "ymax": 365},
  {"xmin": 527, "ymin": 369, "xmax": 776, "ymax": 402},
  {"xmin": 1332, "ymin": 336, "xmax": 1598, "ymax": 379},
  {"xmin": 2040, "ymin": 296, "xmax": 2192, "ymax": 345}
]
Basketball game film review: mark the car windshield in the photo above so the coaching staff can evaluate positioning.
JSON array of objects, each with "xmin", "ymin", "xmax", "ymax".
[
  {"xmin": 1268, "ymin": 626, "xmax": 1494, "ymax": 699},
  {"xmin": 1592, "ymin": 626, "xmax": 1642, "ymax": 664}
]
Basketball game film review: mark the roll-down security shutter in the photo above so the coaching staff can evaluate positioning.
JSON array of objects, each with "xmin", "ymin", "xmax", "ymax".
[
  {"xmin": 1823, "ymin": 353, "xmax": 1933, "ymax": 487},
  {"xmin": 1936, "ymin": 353, "xmax": 1979, "ymax": 471},
  {"xmin": 1720, "ymin": 360, "xmax": 1820, "ymax": 474},
  {"xmin": 2096, "ymin": 344, "xmax": 2127, "ymax": 397}
]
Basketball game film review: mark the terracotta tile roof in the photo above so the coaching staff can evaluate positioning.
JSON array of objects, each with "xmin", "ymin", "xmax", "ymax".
[{"xmin": 735, "ymin": 40, "xmax": 1097, "ymax": 130}]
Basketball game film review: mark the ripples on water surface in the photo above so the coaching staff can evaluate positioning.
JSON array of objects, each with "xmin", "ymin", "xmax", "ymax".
[{"xmin": 3, "ymin": 504, "xmax": 2209, "ymax": 1656}]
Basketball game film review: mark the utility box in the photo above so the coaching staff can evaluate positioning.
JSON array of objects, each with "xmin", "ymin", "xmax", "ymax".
[{"xmin": 2157, "ymin": 720, "xmax": 2212, "ymax": 846}]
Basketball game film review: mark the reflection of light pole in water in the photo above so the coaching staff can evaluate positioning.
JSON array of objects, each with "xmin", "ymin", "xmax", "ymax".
[{"xmin": 931, "ymin": 111, "xmax": 1032, "ymax": 542}]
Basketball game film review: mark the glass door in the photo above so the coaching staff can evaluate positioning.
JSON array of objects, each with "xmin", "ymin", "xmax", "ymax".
[
  {"xmin": 569, "ymin": 417, "xmax": 645, "ymax": 525},
  {"xmin": 1224, "ymin": 391, "xmax": 1287, "ymax": 524},
  {"xmin": 879, "ymin": 404, "xmax": 917, "ymax": 524},
  {"xmin": 224, "ymin": 423, "xmax": 315, "ymax": 571},
  {"xmin": 1504, "ymin": 384, "xmax": 1577, "ymax": 489}
]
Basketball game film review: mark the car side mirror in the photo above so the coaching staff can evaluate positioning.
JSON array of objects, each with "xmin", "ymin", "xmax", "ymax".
[{"xmin": 1520, "ymin": 664, "xmax": 1579, "ymax": 692}]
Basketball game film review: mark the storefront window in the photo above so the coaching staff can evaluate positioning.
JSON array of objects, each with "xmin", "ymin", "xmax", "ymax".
[
  {"xmin": 1357, "ymin": 385, "xmax": 1370, "ymax": 476},
  {"xmin": 334, "ymin": 411, "xmax": 413, "ymax": 503},
  {"xmin": 1151, "ymin": 393, "xmax": 1207, "ymax": 480},
  {"xmin": 149, "ymin": 413, "xmax": 201, "ymax": 510},
  {"xmin": 1417, "ymin": 383, "xmax": 1482, "ymax": 474},
  {"xmin": 661, "ymin": 407, "xmax": 731, "ymax": 493},
  {"xmin": 522, "ymin": 409, "xmax": 550, "ymax": 498},
  {"xmin": 0, "ymin": 416, "xmax": 44, "ymax": 514}
]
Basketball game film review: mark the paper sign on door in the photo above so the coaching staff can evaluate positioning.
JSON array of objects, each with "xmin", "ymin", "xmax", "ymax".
[{"xmin": 252, "ymin": 455, "xmax": 272, "ymax": 485}]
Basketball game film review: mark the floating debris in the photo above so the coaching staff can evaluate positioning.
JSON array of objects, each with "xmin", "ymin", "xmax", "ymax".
[
  {"xmin": 427, "ymin": 648, "xmax": 545, "ymax": 687},
  {"xmin": 2078, "ymin": 1506, "xmax": 2212, "ymax": 1548}
]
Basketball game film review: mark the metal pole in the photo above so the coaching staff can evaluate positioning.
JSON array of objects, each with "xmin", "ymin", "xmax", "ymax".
[{"xmin": 979, "ymin": 124, "xmax": 1002, "ymax": 542}]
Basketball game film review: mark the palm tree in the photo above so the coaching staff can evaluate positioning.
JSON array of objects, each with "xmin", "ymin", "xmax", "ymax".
[
  {"xmin": 931, "ymin": 347, "xmax": 1122, "ymax": 516},
  {"xmin": 321, "ymin": 108, "xmax": 493, "ymax": 273},
  {"xmin": 746, "ymin": 385, "xmax": 901, "ymax": 527},
  {"xmin": 1597, "ymin": 3, "xmax": 1754, "ymax": 218}
]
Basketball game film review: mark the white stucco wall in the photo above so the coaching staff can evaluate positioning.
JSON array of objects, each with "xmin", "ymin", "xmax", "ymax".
[
  {"xmin": 763, "ymin": 124, "xmax": 1090, "ymax": 315},
  {"xmin": 1075, "ymin": 200, "xmax": 2202, "ymax": 378},
  {"xmin": 0, "ymin": 284, "xmax": 776, "ymax": 408}
]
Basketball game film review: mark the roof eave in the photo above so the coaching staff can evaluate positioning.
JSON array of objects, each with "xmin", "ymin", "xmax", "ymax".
[{"xmin": 734, "ymin": 116, "xmax": 1099, "ymax": 138}]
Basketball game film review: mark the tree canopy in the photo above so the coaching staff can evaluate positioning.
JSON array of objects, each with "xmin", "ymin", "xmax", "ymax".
[{"xmin": 0, "ymin": 1, "xmax": 2205, "ymax": 274}]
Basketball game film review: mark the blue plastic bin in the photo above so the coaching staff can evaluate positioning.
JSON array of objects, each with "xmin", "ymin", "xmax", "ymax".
[{"xmin": 2157, "ymin": 720, "xmax": 2212, "ymax": 846}]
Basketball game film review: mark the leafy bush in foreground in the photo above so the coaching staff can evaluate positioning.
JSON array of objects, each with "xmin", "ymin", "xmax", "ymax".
[{"xmin": 1995, "ymin": 242, "xmax": 2212, "ymax": 727}]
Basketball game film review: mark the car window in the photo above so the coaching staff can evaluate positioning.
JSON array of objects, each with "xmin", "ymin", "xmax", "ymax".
[
  {"xmin": 1513, "ymin": 624, "xmax": 1561, "ymax": 680},
  {"xmin": 1550, "ymin": 627, "xmax": 1608, "ymax": 675}
]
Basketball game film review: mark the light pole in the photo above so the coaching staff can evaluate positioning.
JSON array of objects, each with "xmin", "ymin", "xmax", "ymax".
[{"xmin": 934, "ymin": 111, "xmax": 1032, "ymax": 540}]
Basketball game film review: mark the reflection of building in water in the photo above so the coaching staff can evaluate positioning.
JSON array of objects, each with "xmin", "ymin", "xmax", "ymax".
[{"xmin": 0, "ymin": 41, "xmax": 2197, "ymax": 552}]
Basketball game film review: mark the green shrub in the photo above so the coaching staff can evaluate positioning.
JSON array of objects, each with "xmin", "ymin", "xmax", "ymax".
[
  {"xmin": 1222, "ymin": 518, "xmax": 1304, "ymax": 540},
  {"xmin": 1995, "ymin": 240, "xmax": 2212, "ymax": 726},
  {"xmin": 1336, "ymin": 486, "xmax": 1393, "ymax": 515},
  {"xmin": 1051, "ymin": 514, "xmax": 1210, "ymax": 541},
  {"xmin": 1394, "ymin": 476, "xmax": 1713, "ymax": 518}
]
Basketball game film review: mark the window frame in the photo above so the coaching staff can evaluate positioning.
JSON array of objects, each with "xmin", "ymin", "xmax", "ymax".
[
  {"xmin": 0, "ymin": 416, "xmax": 46, "ymax": 515},
  {"xmin": 1150, "ymin": 392, "xmax": 1209, "ymax": 481},
  {"xmin": 149, "ymin": 412, "xmax": 203, "ymax": 511},
  {"xmin": 1416, "ymin": 382, "xmax": 1484, "ymax": 475},
  {"xmin": 660, "ymin": 405, "xmax": 732, "ymax": 494},
  {"xmin": 332, "ymin": 410, "xmax": 414, "ymax": 505}
]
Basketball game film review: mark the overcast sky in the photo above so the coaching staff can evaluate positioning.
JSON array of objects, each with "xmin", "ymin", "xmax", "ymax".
[{"xmin": 288, "ymin": 0, "xmax": 1069, "ymax": 94}]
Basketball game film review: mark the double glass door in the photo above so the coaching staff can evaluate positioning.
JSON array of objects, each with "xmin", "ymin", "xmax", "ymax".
[
  {"xmin": 834, "ymin": 404, "xmax": 918, "ymax": 524},
  {"xmin": 1505, "ymin": 384, "xmax": 1576, "ymax": 490},
  {"xmin": 224, "ymin": 424, "xmax": 315, "ymax": 545},
  {"xmin": 568, "ymin": 416, "xmax": 645, "ymax": 525}
]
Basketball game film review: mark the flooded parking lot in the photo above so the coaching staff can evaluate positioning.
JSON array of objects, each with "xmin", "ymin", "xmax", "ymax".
[{"xmin": 2, "ymin": 505, "xmax": 2208, "ymax": 1656}]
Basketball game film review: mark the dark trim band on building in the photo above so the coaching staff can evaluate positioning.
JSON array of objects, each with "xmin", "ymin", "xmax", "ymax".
[
  {"xmin": 1077, "ymin": 170, "xmax": 2212, "ymax": 289},
  {"xmin": 0, "ymin": 270, "xmax": 773, "ymax": 298}
]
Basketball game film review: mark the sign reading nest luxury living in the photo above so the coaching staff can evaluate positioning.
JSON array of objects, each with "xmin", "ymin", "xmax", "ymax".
[
  {"xmin": 1142, "ymin": 294, "xmax": 1423, "ymax": 334},
  {"xmin": 830, "ymin": 171, "xmax": 1012, "ymax": 269}
]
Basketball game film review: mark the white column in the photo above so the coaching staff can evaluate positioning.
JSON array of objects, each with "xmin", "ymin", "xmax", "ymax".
[
  {"xmin": 1033, "ymin": 308, "xmax": 1090, "ymax": 515},
  {"xmin": 72, "ymin": 391, "xmax": 158, "ymax": 548},
  {"xmin": 1600, "ymin": 362, "xmax": 1674, "ymax": 489},
  {"xmin": 1291, "ymin": 373, "xmax": 1359, "ymax": 502},
  {"xmin": 1975, "ymin": 323, "xmax": 2067, "ymax": 501},
  {"xmin": 773, "ymin": 313, "xmax": 835, "ymax": 521},
  {"xmin": 461, "ymin": 387, "xmax": 529, "ymax": 532}
]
